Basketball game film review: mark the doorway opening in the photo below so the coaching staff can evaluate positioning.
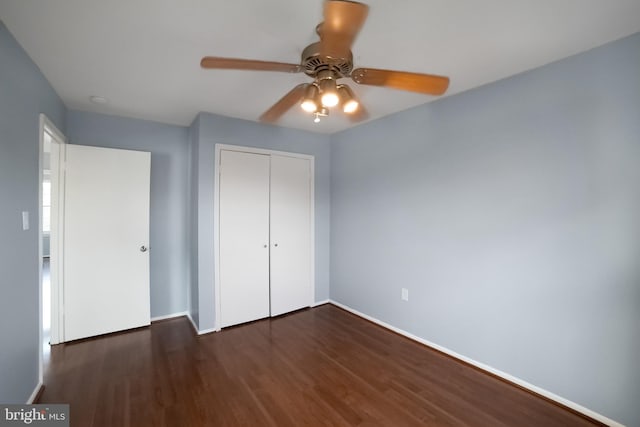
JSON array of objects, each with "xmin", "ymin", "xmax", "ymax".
[
  {"xmin": 39, "ymin": 115, "xmax": 66, "ymax": 387},
  {"xmin": 42, "ymin": 129, "xmax": 51, "ymax": 363}
]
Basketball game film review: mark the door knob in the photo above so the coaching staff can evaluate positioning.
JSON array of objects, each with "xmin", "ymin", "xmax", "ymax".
[
  {"xmin": 274, "ymin": 243, "xmax": 278, "ymax": 247},
  {"xmin": 140, "ymin": 245, "xmax": 148, "ymax": 252},
  {"xmin": 263, "ymin": 244, "xmax": 267, "ymax": 248}
]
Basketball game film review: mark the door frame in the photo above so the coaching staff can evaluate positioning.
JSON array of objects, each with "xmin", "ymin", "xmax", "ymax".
[
  {"xmin": 38, "ymin": 114, "xmax": 66, "ymax": 385},
  {"xmin": 213, "ymin": 144, "xmax": 315, "ymax": 331}
]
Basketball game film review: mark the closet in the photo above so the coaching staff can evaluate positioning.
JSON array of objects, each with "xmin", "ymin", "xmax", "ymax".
[{"xmin": 218, "ymin": 148, "xmax": 313, "ymax": 328}]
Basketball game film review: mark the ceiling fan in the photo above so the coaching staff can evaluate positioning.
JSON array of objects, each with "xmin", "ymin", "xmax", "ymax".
[{"xmin": 200, "ymin": 0, "xmax": 450, "ymax": 124}]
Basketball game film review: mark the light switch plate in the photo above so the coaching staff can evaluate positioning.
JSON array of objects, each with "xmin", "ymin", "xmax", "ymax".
[{"xmin": 22, "ymin": 211, "xmax": 29, "ymax": 230}]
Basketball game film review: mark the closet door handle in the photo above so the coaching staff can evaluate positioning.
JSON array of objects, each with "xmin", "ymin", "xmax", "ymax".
[
  {"xmin": 274, "ymin": 243, "xmax": 278, "ymax": 247},
  {"xmin": 263, "ymin": 244, "xmax": 268, "ymax": 248}
]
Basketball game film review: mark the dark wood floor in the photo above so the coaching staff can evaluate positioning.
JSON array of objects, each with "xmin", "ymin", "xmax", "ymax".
[{"xmin": 39, "ymin": 304, "xmax": 602, "ymax": 427}]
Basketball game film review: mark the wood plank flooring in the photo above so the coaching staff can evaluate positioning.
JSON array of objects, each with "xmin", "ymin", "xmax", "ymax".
[{"xmin": 38, "ymin": 304, "xmax": 603, "ymax": 426}]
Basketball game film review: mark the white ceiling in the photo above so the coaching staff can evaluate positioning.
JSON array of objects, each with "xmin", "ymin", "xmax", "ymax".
[{"xmin": 1, "ymin": 1, "xmax": 639, "ymax": 134}]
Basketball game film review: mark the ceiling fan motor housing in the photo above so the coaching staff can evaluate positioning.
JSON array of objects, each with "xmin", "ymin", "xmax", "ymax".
[{"xmin": 301, "ymin": 42, "xmax": 353, "ymax": 79}]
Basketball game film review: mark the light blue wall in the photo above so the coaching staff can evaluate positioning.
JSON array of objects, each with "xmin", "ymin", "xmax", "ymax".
[
  {"xmin": 187, "ymin": 115, "xmax": 200, "ymax": 327},
  {"xmin": 330, "ymin": 33, "xmax": 640, "ymax": 426},
  {"xmin": 192, "ymin": 112, "xmax": 331, "ymax": 331},
  {"xmin": 0, "ymin": 21, "xmax": 66, "ymax": 402},
  {"xmin": 65, "ymin": 110, "xmax": 190, "ymax": 318}
]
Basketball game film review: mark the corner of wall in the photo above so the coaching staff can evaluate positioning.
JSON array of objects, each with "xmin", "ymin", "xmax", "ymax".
[{"xmin": 187, "ymin": 114, "xmax": 201, "ymax": 328}]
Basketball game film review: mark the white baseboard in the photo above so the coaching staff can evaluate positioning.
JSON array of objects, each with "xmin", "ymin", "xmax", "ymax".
[
  {"xmin": 196, "ymin": 327, "xmax": 218, "ymax": 335},
  {"xmin": 150, "ymin": 311, "xmax": 189, "ymax": 322},
  {"xmin": 311, "ymin": 299, "xmax": 330, "ymax": 307},
  {"xmin": 154, "ymin": 311, "xmax": 217, "ymax": 335},
  {"xmin": 27, "ymin": 382, "xmax": 43, "ymax": 404},
  {"xmin": 328, "ymin": 300, "xmax": 622, "ymax": 427},
  {"xmin": 186, "ymin": 312, "xmax": 198, "ymax": 333},
  {"xmin": 185, "ymin": 312, "xmax": 218, "ymax": 335}
]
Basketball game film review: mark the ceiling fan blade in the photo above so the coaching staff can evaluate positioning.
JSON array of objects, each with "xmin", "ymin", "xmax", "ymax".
[
  {"xmin": 347, "ymin": 104, "xmax": 369, "ymax": 123},
  {"xmin": 259, "ymin": 84, "xmax": 309, "ymax": 123},
  {"xmin": 351, "ymin": 68, "xmax": 450, "ymax": 96},
  {"xmin": 319, "ymin": 0, "xmax": 369, "ymax": 58},
  {"xmin": 200, "ymin": 57, "xmax": 302, "ymax": 73}
]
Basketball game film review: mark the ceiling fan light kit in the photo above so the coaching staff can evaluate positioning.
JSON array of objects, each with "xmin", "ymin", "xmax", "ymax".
[
  {"xmin": 299, "ymin": 70, "xmax": 361, "ymax": 122},
  {"xmin": 301, "ymin": 84, "xmax": 320, "ymax": 113},
  {"xmin": 200, "ymin": 0, "xmax": 450, "ymax": 124},
  {"xmin": 338, "ymin": 85, "xmax": 359, "ymax": 113},
  {"xmin": 318, "ymin": 78, "xmax": 340, "ymax": 108}
]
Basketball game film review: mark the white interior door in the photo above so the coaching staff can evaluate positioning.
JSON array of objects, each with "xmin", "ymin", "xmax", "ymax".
[
  {"xmin": 219, "ymin": 150, "xmax": 271, "ymax": 327},
  {"xmin": 270, "ymin": 155, "xmax": 312, "ymax": 316},
  {"xmin": 63, "ymin": 144, "xmax": 150, "ymax": 342}
]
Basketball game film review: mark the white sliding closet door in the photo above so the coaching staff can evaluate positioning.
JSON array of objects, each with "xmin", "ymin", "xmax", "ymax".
[
  {"xmin": 219, "ymin": 150, "xmax": 271, "ymax": 327},
  {"xmin": 270, "ymin": 155, "xmax": 312, "ymax": 316}
]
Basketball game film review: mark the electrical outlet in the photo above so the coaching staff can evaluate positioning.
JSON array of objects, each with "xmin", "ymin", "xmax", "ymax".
[{"xmin": 401, "ymin": 288, "xmax": 409, "ymax": 301}]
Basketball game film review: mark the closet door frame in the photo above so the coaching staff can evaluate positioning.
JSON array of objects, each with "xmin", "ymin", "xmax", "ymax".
[{"xmin": 213, "ymin": 144, "xmax": 315, "ymax": 331}]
